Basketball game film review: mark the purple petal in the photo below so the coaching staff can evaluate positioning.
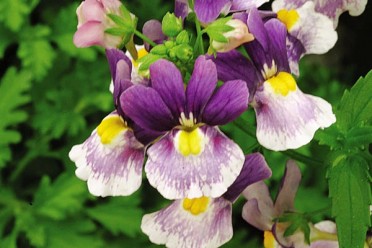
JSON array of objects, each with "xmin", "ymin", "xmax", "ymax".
[
  {"xmin": 120, "ymin": 85, "xmax": 176, "ymax": 132},
  {"xmin": 141, "ymin": 198, "xmax": 232, "ymax": 248},
  {"xmin": 254, "ymin": 81, "xmax": 336, "ymax": 151},
  {"xmin": 286, "ymin": 35, "xmax": 306, "ymax": 76},
  {"xmin": 194, "ymin": 0, "xmax": 231, "ymax": 23},
  {"xmin": 131, "ymin": 123, "xmax": 164, "ymax": 146},
  {"xmin": 274, "ymin": 160, "xmax": 302, "ymax": 214},
  {"xmin": 203, "ymin": 79, "xmax": 249, "ymax": 126},
  {"xmin": 223, "ymin": 153, "xmax": 272, "ymax": 202},
  {"xmin": 186, "ymin": 56, "xmax": 218, "ymax": 121},
  {"xmin": 142, "ymin": 20, "xmax": 166, "ymax": 50},
  {"xmin": 145, "ymin": 126, "xmax": 245, "ymax": 199},
  {"xmin": 230, "ymin": 0, "xmax": 269, "ymax": 11},
  {"xmin": 73, "ymin": 21, "xmax": 104, "ymax": 47},
  {"xmin": 150, "ymin": 59, "xmax": 186, "ymax": 118},
  {"xmin": 210, "ymin": 50, "xmax": 260, "ymax": 95},
  {"xmin": 69, "ymin": 112, "xmax": 145, "ymax": 196},
  {"xmin": 242, "ymin": 181, "xmax": 275, "ymax": 230},
  {"xmin": 175, "ymin": 0, "xmax": 190, "ymax": 19}
]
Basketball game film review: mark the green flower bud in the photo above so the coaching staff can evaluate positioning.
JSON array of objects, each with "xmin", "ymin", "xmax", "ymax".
[
  {"xmin": 150, "ymin": 44, "xmax": 167, "ymax": 55},
  {"xmin": 164, "ymin": 40, "xmax": 175, "ymax": 49},
  {"xmin": 176, "ymin": 30, "xmax": 190, "ymax": 45},
  {"xmin": 162, "ymin": 12, "xmax": 183, "ymax": 37},
  {"xmin": 174, "ymin": 44, "xmax": 193, "ymax": 62}
]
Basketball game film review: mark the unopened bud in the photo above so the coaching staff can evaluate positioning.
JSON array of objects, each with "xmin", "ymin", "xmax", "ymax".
[{"xmin": 162, "ymin": 12, "xmax": 183, "ymax": 37}]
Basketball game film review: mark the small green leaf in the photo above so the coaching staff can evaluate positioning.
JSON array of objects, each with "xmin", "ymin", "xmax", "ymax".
[
  {"xmin": 105, "ymin": 27, "xmax": 130, "ymax": 36},
  {"xmin": 0, "ymin": 0, "xmax": 32, "ymax": 31},
  {"xmin": 328, "ymin": 155, "xmax": 371, "ymax": 248}
]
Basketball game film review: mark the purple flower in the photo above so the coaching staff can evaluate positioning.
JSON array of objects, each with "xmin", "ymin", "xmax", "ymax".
[
  {"xmin": 141, "ymin": 153, "xmax": 272, "ymax": 248},
  {"xmin": 121, "ymin": 56, "xmax": 249, "ymax": 199},
  {"xmin": 242, "ymin": 160, "xmax": 339, "ymax": 248},
  {"xmin": 68, "ymin": 49, "xmax": 155, "ymax": 197},
  {"xmin": 212, "ymin": 8, "xmax": 335, "ymax": 151}
]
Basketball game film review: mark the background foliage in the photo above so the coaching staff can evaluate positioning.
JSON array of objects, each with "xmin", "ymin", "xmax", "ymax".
[{"xmin": 0, "ymin": 0, "xmax": 371, "ymax": 247}]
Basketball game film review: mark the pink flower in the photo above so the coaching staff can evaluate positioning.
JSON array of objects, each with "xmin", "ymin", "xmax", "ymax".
[{"xmin": 73, "ymin": 0, "xmax": 131, "ymax": 48}]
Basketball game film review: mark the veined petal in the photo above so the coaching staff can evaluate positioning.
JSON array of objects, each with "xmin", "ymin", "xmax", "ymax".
[
  {"xmin": 141, "ymin": 198, "xmax": 232, "ymax": 248},
  {"xmin": 194, "ymin": 0, "xmax": 231, "ymax": 23},
  {"xmin": 272, "ymin": 0, "xmax": 368, "ymax": 27},
  {"xmin": 223, "ymin": 153, "xmax": 272, "ymax": 203},
  {"xmin": 186, "ymin": 56, "xmax": 218, "ymax": 121},
  {"xmin": 242, "ymin": 181, "xmax": 275, "ymax": 230},
  {"xmin": 254, "ymin": 78, "xmax": 336, "ymax": 151},
  {"xmin": 69, "ymin": 113, "xmax": 144, "ymax": 197},
  {"xmin": 120, "ymin": 85, "xmax": 176, "ymax": 132},
  {"xmin": 230, "ymin": 0, "xmax": 269, "ymax": 11},
  {"xmin": 286, "ymin": 35, "xmax": 306, "ymax": 76},
  {"xmin": 145, "ymin": 126, "xmax": 245, "ymax": 199},
  {"xmin": 150, "ymin": 59, "xmax": 186, "ymax": 118},
  {"xmin": 175, "ymin": 0, "xmax": 191, "ymax": 19},
  {"xmin": 203, "ymin": 79, "xmax": 249, "ymax": 126}
]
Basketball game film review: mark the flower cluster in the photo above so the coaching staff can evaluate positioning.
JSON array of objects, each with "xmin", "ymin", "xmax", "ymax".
[{"xmin": 69, "ymin": 0, "xmax": 367, "ymax": 247}]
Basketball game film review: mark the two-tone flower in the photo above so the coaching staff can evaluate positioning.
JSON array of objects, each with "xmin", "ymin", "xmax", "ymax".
[
  {"xmin": 121, "ymin": 55, "xmax": 249, "ymax": 199},
  {"xmin": 212, "ymin": 8, "xmax": 336, "ymax": 151},
  {"xmin": 242, "ymin": 160, "xmax": 339, "ymax": 248},
  {"xmin": 141, "ymin": 153, "xmax": 272, "ymax": 248},
  {"xmin": 69, "ymin": 49, "xmax": 155, "ymax": 197}
]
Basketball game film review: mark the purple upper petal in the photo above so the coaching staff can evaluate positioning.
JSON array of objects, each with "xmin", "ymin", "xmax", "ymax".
[
  {"xmin": 150, "ymin": 59, "xmax": 186, "ymax": 118},
  {"xmin": 175, "ymin": 0, "xmax": 190, "ymax": 19},
  {"xmin": 203, "ymin": 79, "xmax": 249, "ymax": 126},
  {"xmin": 274, "ymin": 160, "xmax": 302, "ymax": 215},
  {"xmin": 185, "ymin": 56, "xmax": 218, "ymax": 121},
  {"xmin": 120, "ymin": 85, "xmax": 176, "ymax": 132},
  {"xmin": 194, "ymin": 0, "xmax": 231, "ymax": 23},
  {"xmin": 142, "ymin": 20, "xmax": 166, "ymax": 50},
  {"xmin": 223, "ymin": 152, "xmax": 272, "ymax": 202},
  {"xmin": 230, "ymin": 0, "xmax": 269, "ymax": 11}
]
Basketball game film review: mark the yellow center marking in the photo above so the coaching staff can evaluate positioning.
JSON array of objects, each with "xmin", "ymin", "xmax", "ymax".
[
  {"xmin": 97, "ymin": 116, "xmax": 127, "ymax": 144},
  {"xmin": 132, "ymin": 48, "xmax": 148, "ymax": 68},
  {"xmin": 277, "ymin": 9, "xmax": 299, "ymax": 31},
  {"xmin": 266, "ymin": 71, "xmax": 297, "ymax": 96},
  {"xmin": 182, "ymin": 197, "xmax": 210, "ymax": 215},
  {"xmin": 177, "ymin": 128, "xmax": 203, "ymax": 156},
  {"xmin": 264, "ymin": 231, "xmax": 276, "ymax": 248}
]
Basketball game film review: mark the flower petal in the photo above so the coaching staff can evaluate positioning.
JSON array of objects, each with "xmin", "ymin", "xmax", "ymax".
[
  {"xmin": 150, "ymin": 59, "xmax": 186, "ymax": 118},
  {"xmin": 142, "ymin": 19, "xmax": 166, "ymax": 50},
  {"xmin": 286, "ymin": 35, "xmax": 306, "ymax": 76},
  {"xmin": 230, "ymin": 0, "xmax": 269, "ymax": 11},
  {"xmin": 242, "ymin": 181, "xmax": 275, "ymax": 230},
  {"xmin": 186, "ymin": 56, "xmax": 218, "ymax": 120},
  {"xmin": 194, "ymin": 0, "xmax": 231, "ymax": 23},
  {"xmin": 254, "ymin": 81, "xmax": 336, "ymax": 151},
  {"xmin": 141, "ymin": 198, "xmax": 232, "ymax": 248},
  {"xmin": 120, "ymin": 85, "xmax": 176, "ymax": 132},
  {"xmin": 69, "ymin": 112, "xmax": 144, "ymax": 197},
  {"xmin": 77, "ymin": 0, "xmax": 104, "ymax": 27},
  {"xmin": 73, "ymin": 21, "xmax": 104, "ymax": 47},
  {"xmin": 203, "ymin": 79, "xmax": 249, "ymax": 126},
  {"xmin": 145, "ymin": 126, "xmax": 245, "ymax": 199},
  {"xmin": 223, "ymin": 153, "xmax": 272, "ymax": 202},
  {"xmin": 274, "ymin": 160, "xmax": 302, "ymax": 214},
  {"xmin": 175, "ymin": 0, "xmax": 191, "ymax": 19}
]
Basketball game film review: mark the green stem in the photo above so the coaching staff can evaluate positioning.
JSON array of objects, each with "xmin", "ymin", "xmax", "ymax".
[
  {"xmin": 233, "ymin": 118, "xmax": 323, "ymax": 166},
  {"xmin": 305, "ymin": 205, "xmax": 331, "ymax": 217},
  {"xmin": 195, "ymin": 20, "xmax": 205, "ymax": 55},
  {"xmin": 133, "ymin": 30, "xmax": 157, "ymax": 47}
]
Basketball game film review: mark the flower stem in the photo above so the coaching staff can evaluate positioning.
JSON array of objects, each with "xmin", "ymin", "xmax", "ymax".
[
  {"xmin": 194, "ymin": 20, "xmax": 205, "ymax": 55},
  {"xmin": 134, "ymin": 30, "xmax": 157, "ymax": 47}
]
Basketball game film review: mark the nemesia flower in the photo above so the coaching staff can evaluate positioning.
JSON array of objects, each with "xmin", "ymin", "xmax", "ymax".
[
  {"xmin": 212, "ymin": 8, "xmax": 336, "ymax": 151},
  {"xmin": 272, "ymin": 0, "xmax": 368, "ymax": 28},
  {"xmin": 242, "ymin": 160, "xmax": 339, "ymax": 248},
  {"xmin": 121, "ymin": 56, "xmax": 249, "ymax": 199},
  {"xmin": 209, "ymin": 19, "xmax": 255, "ymax": 53},
  {"xmin": 73, "ymin": 0, "xmax": 134, "ymax": 48},
  {"xmin": 141, "ymin": 153, "xmax": 272, "ymax": 248},
  {"xmin": 68, "ymin": 49, "xmax": 154, "ymax": 197}
]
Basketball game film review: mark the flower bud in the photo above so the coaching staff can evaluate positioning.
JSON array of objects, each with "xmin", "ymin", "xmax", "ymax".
[
  {"xmin": 162, "ymin": 12, "xmax": 183, "ymax": 37},
  {"xmin": 209, "ymin": 19, "xmax": 254, "ymax": 53}
]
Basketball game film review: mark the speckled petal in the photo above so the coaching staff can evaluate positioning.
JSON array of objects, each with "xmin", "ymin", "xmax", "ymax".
[
  {"xmin": 254, "ymin": 82, "xmax": 336, "ymax": 151},
  {"xmin": 145, "ymin": 126, "xmax": 245, "ymax": 199},
  {"xmin": 69, "ymin": 112, "xmax": 145, "ymax": 197},
  {"xmin": 141, "ymin": 198, "xmax": 232, "ymax": 248}
]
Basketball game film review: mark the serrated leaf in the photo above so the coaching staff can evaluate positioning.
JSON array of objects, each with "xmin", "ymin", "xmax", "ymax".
[
  {"xmin": 33, "ymin": 173, "xmax": 88, "ymax": 220},
  {"xmin": 337, "ymin": 70, "xmax": 372, "ymax": 132},
  {"xmin": 328, "ymin": 155, "xmax": 371, "ymax": 248},
  {"xmin": 0, "ymin": 68, "xmax": 31, "ymax": 167},
  {"xmin": 86, "ymin": 193, "xmax": 143, "ymax": 237},
  {"xmin": 0, "ymin": 0, "xmax": 30, "ymax": 31}
]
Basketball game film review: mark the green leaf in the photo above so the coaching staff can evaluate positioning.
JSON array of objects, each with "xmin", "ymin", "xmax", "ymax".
[
  {"xmin": 337, "ymin": 70, "xmax": 372, "ymax": 132},
  {"xmin": 0, "ymin": 68, "xmax": 32, "ymax": 167},
  {"xmin": 328, "ymin": 155, "xmax": 371, "ymax": 248},
  {"xmin": 86, "ymin": 193, "xmax": 143, "ymax": 237},
  {"xmin": 0, "ymin": 0, "xmax": 30, "ymax": 31},
  {"xmin": 33, "ymin": 173, "xmax": 88, "ymax": 220},
  {"xmin": 17, "ymin": 25, "xmax": 56, "ymax": 81}
]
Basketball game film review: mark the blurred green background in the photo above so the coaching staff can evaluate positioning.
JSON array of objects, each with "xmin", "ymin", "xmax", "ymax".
[{"xmin": 0, "ymin": 0, "xmax": 371, "ymax": 247}]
